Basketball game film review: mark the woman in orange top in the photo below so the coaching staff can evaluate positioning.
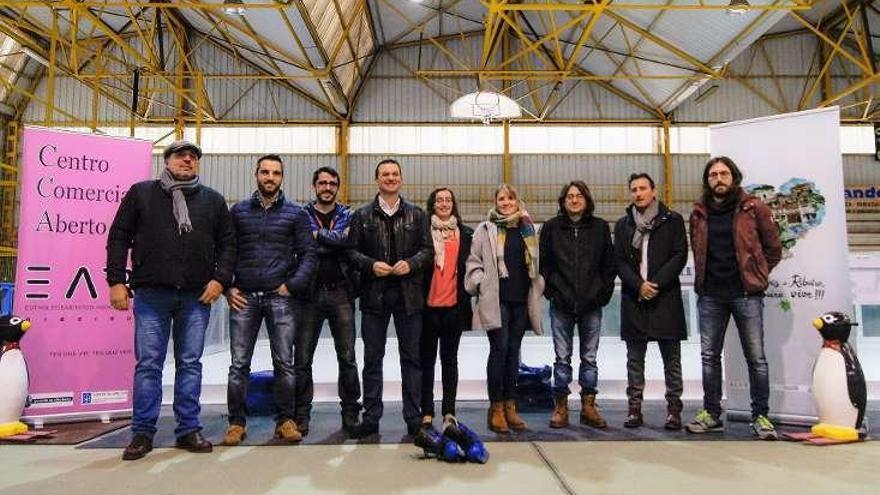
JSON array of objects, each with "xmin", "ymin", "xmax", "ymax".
[{"xmin": 421, "ymin": 187, "xmax": 474, "ymax": 427}]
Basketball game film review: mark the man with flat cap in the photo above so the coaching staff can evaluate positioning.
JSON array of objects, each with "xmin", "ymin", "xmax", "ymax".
[{"xmin": 107, "ymin": 140, "xmax": 235, "ymax": 460}]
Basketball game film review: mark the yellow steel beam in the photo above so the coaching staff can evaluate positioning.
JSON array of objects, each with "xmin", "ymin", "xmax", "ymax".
[
  {"xmin": 818, "ymin": 71, "xmax": 880, "ymax": 107},
  {"xmin": 488, "ymin": 2, "xmax": 812, "ymax": 11},
  {"xmin": 603, "ymin": 9, "xmax": 721, "ymax": 77},
  {"xmin": 799, "ymin": 10, "xmax": 860, "ymax": 109},
  {"xmin": 0, "ymin": 0, "xmax": 814, "ymax": 8},
  {"xmin": 379, "ymin": 0, "xmax": 472, "ymax": 71},
  {"xmin": 790, "ymin": 10, "xmax": 873, "ymax": 74},
  {"xmin": 662, "ymin": 120, "xmax": 672, "ymax": 207},
  {"xmin": 71, "ymin": 4, "xmax": 213, "ymax": 119},
  {"xmin": 415, "ymin": 70, "xmax": 712, "ymax": 80},
  {"xmin": 502, "ymin": 119, "xmax": 510, "ymax": 184},
  {"xmin": 0, "ymin": 1, "xmax": 286, "ymax": 8},
  {"xmin": 564, "ymin": 1, "xmax": 612, "ymax": 73},
  {"xmin": 387, "ymin": 0, "xmax": 467, "ymax": 46},
  {"xmin": 495, "ymin": 11, "xmax": 591, "ymax": 70},
  {"xmin": 45, "ymin": 11, "xmax": 58, "ymax": 127},
  {"xmin": 338, "ymin": 120, "xmax": 349, "ymax": 204}
]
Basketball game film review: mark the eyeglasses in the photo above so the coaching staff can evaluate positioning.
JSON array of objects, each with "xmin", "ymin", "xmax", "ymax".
[
  {"xmin": 316, "ymin": 180, "xmax": 339, "ymax": 187},
  {"xmin": 708, "ymin": 170, "xmax": 731, "ymax": 179}
]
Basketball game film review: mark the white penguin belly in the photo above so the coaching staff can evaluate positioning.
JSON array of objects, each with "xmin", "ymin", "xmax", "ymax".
[
  {"xmin": 0, "ymin": 350, "xmax": 29, "ymax": 423},
  {"xmin": 813, "ymin": 348, "xmax": 858, "ymax": 428}
]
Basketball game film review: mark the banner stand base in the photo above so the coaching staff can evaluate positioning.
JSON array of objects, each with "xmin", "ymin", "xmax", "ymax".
[
  {"xmin": 727, "ymin": 408, "xmax": 817, "ymax": 427},
  {"xmin": 21, "ymin": 408, "xmax": 132, "ymax": 428}
]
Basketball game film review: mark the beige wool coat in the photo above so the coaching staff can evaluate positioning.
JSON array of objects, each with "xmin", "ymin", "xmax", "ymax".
[{"xmin": 464, "ymin": 221, "xmax": 545, "ymax": 334}]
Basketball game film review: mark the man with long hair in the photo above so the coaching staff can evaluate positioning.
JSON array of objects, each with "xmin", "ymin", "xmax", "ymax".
[
  {"xmin": 540, "ymin": 180, "xmax": 616, "ymax": 429},
  {"xmin": 687, "ymin": 156, "xmax": 782, "ymax": 440}
]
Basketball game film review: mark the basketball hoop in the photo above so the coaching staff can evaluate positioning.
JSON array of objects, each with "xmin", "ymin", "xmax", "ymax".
[{"xmin": 450, "ymin": 91, "xmax": 521, "ymax": 124}]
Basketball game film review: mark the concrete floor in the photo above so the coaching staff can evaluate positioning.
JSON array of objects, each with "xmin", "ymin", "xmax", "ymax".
[{"xmin": 0, "ymin": 441, "xmax": 877, "ymax": 495}]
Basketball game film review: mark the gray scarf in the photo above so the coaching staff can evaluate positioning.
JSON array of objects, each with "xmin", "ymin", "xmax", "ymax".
[
  {"xmin": 631, "ymin": 199, "xmax": 659, "ymax": 250},
  {"xmin": 159, "ymin": 168, "xmax": 199, "ymax": 234}
]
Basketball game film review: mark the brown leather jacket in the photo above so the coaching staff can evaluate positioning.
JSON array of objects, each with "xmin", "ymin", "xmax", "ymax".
[{"xmin": 689, "ymin": 190, "xmax": 782, "ymax": 296}]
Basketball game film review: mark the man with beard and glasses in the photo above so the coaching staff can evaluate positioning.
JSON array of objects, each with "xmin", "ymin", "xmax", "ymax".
[
  {"xmin": 293, "ymin": 166, "xmax": 363, "ymax": 438},
  {"xmin": 686, "ymin": 156, "xmax": 782, "ymax": 440},
  {"xmin": 107, "ymin": 140, "xmax": 235, "ymax": 460},
  {"xmin": 223, "ymin": 154, "xmax": 317, "ymax": 446}
]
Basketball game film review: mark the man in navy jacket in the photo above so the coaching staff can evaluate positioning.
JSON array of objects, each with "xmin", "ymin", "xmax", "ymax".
[
  {"xmin": 107, "ymin": 140, "xmax": 235, "ymax": 460},
  {"xmin": 223, "ymin": 154, "xmax": 317, "ymax": 445}
]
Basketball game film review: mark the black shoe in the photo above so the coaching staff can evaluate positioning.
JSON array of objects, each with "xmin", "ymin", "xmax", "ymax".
[
  {"xmin": 122, "ymin": 433, "xmax": 153, "ymax": 461},
  {"xmin": 341, "ymin": 412, "xmax": 361, "ymax": 436},
  {"xmin": 175, "ymin": 431, "xmax": 213, "ymax": 453},
  {"xmin": 406, "ymin": 421, "xmax": 424, "ymax": 437},
  {"xmin": 352, "ymin": 421, "xmax": 379, "ymax": 439},
  {"xmin": 295, "ymin": 418, "xmax": 310, "ymax": 437}
]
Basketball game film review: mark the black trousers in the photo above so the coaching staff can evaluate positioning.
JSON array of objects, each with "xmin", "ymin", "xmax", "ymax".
[
  {"xmin": 487, "ymin": 302, "xmax": 528, "ymax": 402},
  {"xmin": 420, "ymin": 306, "xmax": 463, "ymax": 417}
]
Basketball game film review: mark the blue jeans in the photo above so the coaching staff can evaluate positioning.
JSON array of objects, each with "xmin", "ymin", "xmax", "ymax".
[
  {"xmin": 293, "ymin": 287, "xmax": 360, "ymax": 423},
  {"xmin": 550, "ymin": 303, "xmax": 602, "ymax": 398},
  {"xmin": 361, "ymin": 286, "xmax": 422, "ymax": 429},
  {"xmin": 227, "ymin": 292, "xmax": 296, "ymax": 426},
  {"xmin": 132, "ymin": 287, "xmax": 211, "ymax": 437},
  {"xmin": 697, "ymin": 295, "xmax": 769, "ymax": 419}
]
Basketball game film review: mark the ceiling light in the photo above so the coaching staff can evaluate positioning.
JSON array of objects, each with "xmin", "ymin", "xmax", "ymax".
[
  {"xmin": 224, "ymin": 0, "xmax": 246, "ymax": 16},
  {"xmin": 727, "ymin": 0, "xmax": 750, "ymax": 15},
  {"xmin": 449, "ymin": 91, "xmax": 521, "ymax": 124}
]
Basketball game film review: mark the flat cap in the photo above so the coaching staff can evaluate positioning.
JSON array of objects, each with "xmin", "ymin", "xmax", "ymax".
[{"xmin": 163, "ymin": 140, "xmax": 202, "ymax": 160}]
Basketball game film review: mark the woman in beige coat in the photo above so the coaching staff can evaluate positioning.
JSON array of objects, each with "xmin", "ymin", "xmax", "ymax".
[{"xmin": 465, "ymin": 184, "xmax": 544, "ymax": 433}]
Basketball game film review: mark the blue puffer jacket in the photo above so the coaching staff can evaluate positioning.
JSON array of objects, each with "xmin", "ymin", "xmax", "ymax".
[
  {"xmin": 302, "ymin": 201, "xmax": 361, "ymax": 299},
  {"xmin": 229, "ymin": 191, "xmax": 317, "ymax": 293}
]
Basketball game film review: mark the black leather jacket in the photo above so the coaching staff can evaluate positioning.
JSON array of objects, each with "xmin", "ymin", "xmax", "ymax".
[{"xmin": 348, "ymin": 195, "xmax": 433, "ymax": 315}]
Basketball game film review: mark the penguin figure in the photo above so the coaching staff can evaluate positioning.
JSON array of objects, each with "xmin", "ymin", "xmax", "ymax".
[
  {"xmin": 811, "ymin": 311, "xmax": 867, "ymax": 441},
  {"xmin": 0, "ymin": 315, "xmax": 31, "ymax": 438}
]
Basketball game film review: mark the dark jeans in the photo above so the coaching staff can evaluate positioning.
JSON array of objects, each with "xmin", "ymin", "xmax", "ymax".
[
  {"xmin": 625, "ymin": 339, "xmax": 683, "ymax": 412},
  {"xmin": 487, "ymin": 302, "xmax": 528, "ymax": 402},
  {"xmin": 420, "ymin": 306, "xmax": 463, "ymax": 417},
  {"xmin": 293, "ymin": 287, "xmax": 360, "ymax": 423},
  {"xmin": 549, "ymin": 303, "xmax": 602, "ymax": 398},
  {"xmin": 697, "ymin": 295, "xmax": 769, "ymax": 419},
  {"xmin": 227, "ymin": 292, "xmax": 296, "ymax": 426},
  {"xmin": 361, "ymin": 286, "xmax": 423, "ymax": 428},
  {"xmin": 132, "ymin": 287, "xmax": 211, "ymax": 437}
]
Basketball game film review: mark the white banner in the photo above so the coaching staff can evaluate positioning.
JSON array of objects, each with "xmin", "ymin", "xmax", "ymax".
[{"xmin": 709, "ymin": 107, "xmax": 851, "ymax": 423}]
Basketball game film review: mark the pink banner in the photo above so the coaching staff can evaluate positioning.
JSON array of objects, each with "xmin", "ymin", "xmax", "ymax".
[{"xmin": 15, "ymin": 127, "xmax": 152, "ymax": 419}]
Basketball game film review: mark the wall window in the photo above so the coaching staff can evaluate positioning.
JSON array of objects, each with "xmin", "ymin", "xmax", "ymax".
[{"xmin": 350, "ymin": 126, "xmax": 503, "ymax": 154}]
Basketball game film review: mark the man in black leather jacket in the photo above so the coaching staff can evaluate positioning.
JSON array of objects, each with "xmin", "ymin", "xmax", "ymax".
[{"xmin": 348, "ymin": 159, "xmax": 433, "ymax": 437}]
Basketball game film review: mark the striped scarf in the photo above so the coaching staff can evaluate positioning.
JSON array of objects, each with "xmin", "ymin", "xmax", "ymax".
[{"xmin": 488, "ymin": 204, "xmax": 539, "ymax": 280}]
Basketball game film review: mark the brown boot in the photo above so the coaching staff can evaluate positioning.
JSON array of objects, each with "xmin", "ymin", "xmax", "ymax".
[
  {"xmin": 623, "ymin": 405, "xmax": 643, "ymax": 428},
  {"xmin": 549, "ymin": 396, "xmax": 569, "ymax": 428},
  {"xmin": 275, "ymin": 419, "xmax": 303, "ymax": 443},
  {"xmin": 503, "ymin": 399, "xmax": 528, "ymax": 432},
  {"xmin": 222, "ymin": 424, "xmax": 247, "ymax": 446},
  {"xmin": 580, "ymin": 393, "xmax": 608, "ymax": 428},
  {"xmin": 487, "ymin": 401, "xmax": 509, "ymax": 433},
  {"xmin": 665, "ymin": 405, "xmax": 682, "ymax": 430}
]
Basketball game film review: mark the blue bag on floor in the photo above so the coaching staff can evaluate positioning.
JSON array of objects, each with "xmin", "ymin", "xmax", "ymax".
[
  {"xmin": 245, "ymin": 370, "xmax": 276, "ymax": 416},
  {"xmin": 514, "ymin": 363, "xmax": 554, "ymax": 410}
]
